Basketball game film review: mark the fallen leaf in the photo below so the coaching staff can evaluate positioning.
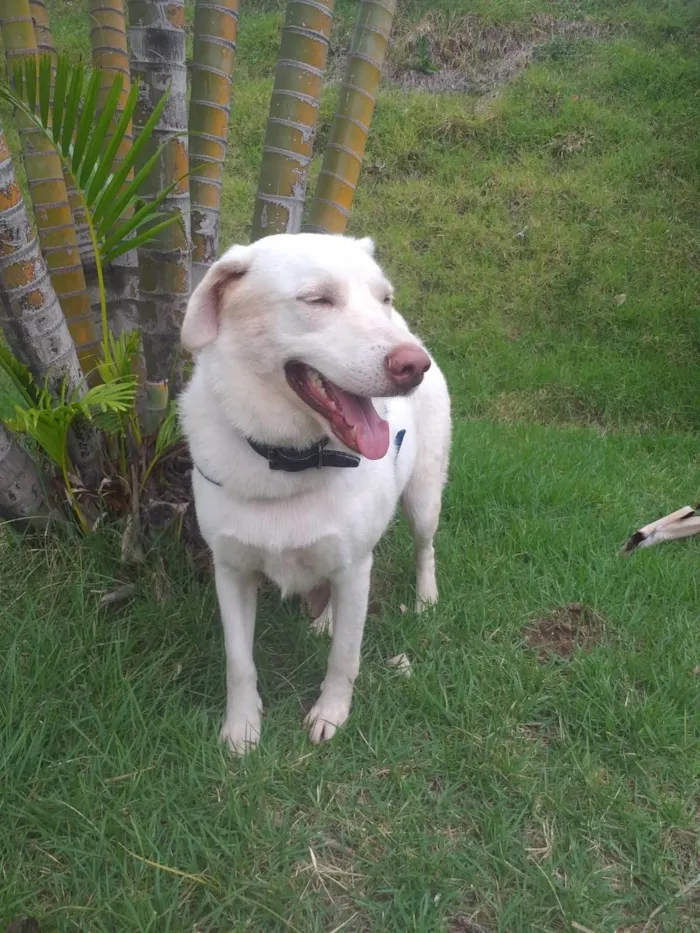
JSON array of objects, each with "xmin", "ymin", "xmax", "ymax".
[
  {"xmin": 98, "ymin": 583, "xmax": 137, "ymax": 606},
  {"xmin": 387, "ymin": 653, "xmax": 412, "ymax": 678}
]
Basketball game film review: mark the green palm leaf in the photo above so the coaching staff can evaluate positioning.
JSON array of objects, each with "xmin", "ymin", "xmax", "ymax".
[
  {"xmin": 0, "ymin": 55, "xmax": 181, "ymax": 267},
  {"xmin": 0, "ymin": 344, "xmax": 38, "ymax": 416}
]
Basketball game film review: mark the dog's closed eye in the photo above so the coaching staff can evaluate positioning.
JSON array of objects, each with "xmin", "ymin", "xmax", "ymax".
[{"xmin": 299, "ymin": 294, "xmax": 334, "ymax": 308}]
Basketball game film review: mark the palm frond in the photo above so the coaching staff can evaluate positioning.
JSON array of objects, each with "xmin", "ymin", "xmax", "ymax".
[
  {"xmin": 0, "ymin": 55, "xmax": 180, "ymax": 265},
  {"xmin": 76, "ymin": 378, "xmax": 137, "ymax": 420},
  {"xmin": 1, "ymin": 355, "xmax": 137, "ymax": 468},
  {"xmin": 94, "ymin": 330, "xmax": 142, "ymax": 385},
  {"xmin": 154, "ymin": 402, "xmax": 182, "ymax": 460},
  {"xmin": 0, "ymin": 345, "xmax": 38, "ymax": 415},
  {"xmin": 141, "ymin": 399, "xmax": 183, "ymax": 485}
]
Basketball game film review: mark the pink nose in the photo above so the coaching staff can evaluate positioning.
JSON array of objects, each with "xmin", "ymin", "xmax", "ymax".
[{"xmin": 385, "ymin": 343, "xmax": 431, "ymax": 390}]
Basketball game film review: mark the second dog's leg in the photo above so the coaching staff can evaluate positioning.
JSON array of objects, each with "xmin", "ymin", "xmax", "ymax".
[
  {"xmin": 214, "ymin": 561, "xmax": 261, "ymax": 754},
  {"xmin": 304, "ymin": 555, "xmax": 372, "ymax": 744}
]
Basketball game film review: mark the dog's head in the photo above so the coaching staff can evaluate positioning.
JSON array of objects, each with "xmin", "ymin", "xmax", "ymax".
[{"xmin": 182, "ymin": 233, "xmax": 430, "ymax": 460}]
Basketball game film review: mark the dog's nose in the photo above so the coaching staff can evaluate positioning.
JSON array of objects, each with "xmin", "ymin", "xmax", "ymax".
[{"xmin": 385, "ymin": 343, "xmax": 431, "ymax": 390}]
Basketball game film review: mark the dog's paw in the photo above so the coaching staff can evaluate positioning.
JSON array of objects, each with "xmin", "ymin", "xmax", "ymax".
[
  {"xmin": 310, "ymin": 600, "xmax": 333, "ymax": 636},
  {"xmin": 220, "ymin": 696, "xmax": 263, "ymax": 754},
  {"xmin": 416, "ymin": 581, "xmax": 438, "ymax": 614},
  {"xmin": 304, "ymin": 691, "xmax": 351, "ymax": 744}
]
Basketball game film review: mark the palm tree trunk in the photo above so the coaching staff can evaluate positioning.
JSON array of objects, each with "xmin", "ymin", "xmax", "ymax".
[
  {"xmin": 28, "ymin": 1, "xmax": 103, "ymax": 346},
  {"xmin": 87, "ymin": 0, "xmax": 140, "ymax": 341},
  {"xmin": 304, "ymin": 0, "xmax": 396, "ymax": 234},
  {"xmin": 25, "ymin": 4, "xmax": 88, "ymax": 259},
  {"xmin": 28, "ymin": 0, "xmax": 54, "ymax": 55},
  {"xmin": 1, "ymin": 1, "xmax": 100, "ymax": 376},
  {"xmin": 189, "ymin": 0, "xmax": 238, "ymax": 287},
  {"xmin": 0, "ymin": 424, "xmax": 50, "ymax": 532},
  {"xmin": 0, "ymin": 123, "xmax": 87, "ymax": 396},
  {"xmin": 128, "ymin": 0, "xmax": 190, "ymax": 417},
  {"xmin": 251, "ymin": 0, "xmax": 334, "ymax": 240},
  {"xmin": 0, "ymin": 123, "xmax": 100, "ymax": 482}
]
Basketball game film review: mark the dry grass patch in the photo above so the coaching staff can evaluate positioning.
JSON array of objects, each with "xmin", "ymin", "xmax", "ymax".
[{"xmin": 386, "ymin": 12, "xmax": 613, "ymax": 94}]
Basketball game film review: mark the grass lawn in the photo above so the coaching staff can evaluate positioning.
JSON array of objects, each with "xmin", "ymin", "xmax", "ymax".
[{"xmin": 2, "ymin": 0, "xmax": 700, "ymax": 931}]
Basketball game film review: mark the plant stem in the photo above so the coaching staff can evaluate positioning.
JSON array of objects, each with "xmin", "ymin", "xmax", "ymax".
[
  {"xmin": 61, "ymin": 434, "xmax": 89, "ymax": 533},
  {"xmin": 81, "ymin": 186, "xmax": 112, "ymax": 368}
]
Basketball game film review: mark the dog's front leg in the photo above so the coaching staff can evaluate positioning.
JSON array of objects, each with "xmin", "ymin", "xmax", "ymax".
[
  {"xmin": 214, "ymin": 560, "xmax": 262, "ymax": 754},
  {"xmin": 305, "ymin": 554, "xmax": 372, "ymax": 744}
]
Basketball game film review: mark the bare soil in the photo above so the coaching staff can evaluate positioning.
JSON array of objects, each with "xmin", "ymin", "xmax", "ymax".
[{"xmin": 525, "ymin": 602, "xmax": 608, "ymax": 661}]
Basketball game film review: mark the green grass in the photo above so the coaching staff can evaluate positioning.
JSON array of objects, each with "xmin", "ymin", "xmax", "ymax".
[
  {"xmin": 3, "ymin": 422, "xmax": 700, "ymax": 932},
  {"xmin": 220, "ymin": 25, "xmax": 700, "ymax": 432},
  {"xmin": 2, "ymin": 0, "xmax": 700, "ymax": 930}
]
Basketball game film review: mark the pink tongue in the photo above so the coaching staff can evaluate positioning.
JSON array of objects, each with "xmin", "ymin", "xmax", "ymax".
[{"xmin": 332, "ymin": 388, "xmax": 390, "ymax": 460}]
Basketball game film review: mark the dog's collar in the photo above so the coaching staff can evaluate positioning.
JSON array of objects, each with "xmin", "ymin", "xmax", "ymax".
[
  {"xmin": 247, "ymin": 437, "xmax": 360, "ymax": 472},
  {"xmin": 194, "ymin": 430, "xmax": 406, "ymax": 485},
  {"xmin": 194, "ymin": 438, "xmax": 360, "ymax": 485}
]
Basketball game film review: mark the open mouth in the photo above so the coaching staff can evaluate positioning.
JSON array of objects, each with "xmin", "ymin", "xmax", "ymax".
[{"xmin": 285, "ymin": 362, "xmax": 390, "ymax": 460}]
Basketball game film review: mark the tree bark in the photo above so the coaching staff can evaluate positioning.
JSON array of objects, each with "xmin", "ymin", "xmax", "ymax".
[
  {"xmin": 0, "ymin": 122, "xmax": 99, "ymax": 481},
  {"xmin": 0, "ymin": 123, "xmax": 87, "ymax": 395},
  {"xmin": 128, "ymin": 0, "xmax": 190, "ymax": 404},
  {"xmin": 251, "ymin": 0, "xmax": 334, "ymax": 240},
  {"xmin": 26, "ymin": 2, "xmax": 103, "ymax": 348},
  {"xmin": 2, "ymin": 0, "xmax": 98, "ymax": 372},
  {"xmin": 1, "ymin": 1, "xmax": 100, "ymax": 375},
  {"xmin": 87, "ymin": 0, "xmax": 140, "ymax": 341},
  {"xmin": 0, "ymin": 424, "xmax": 50, "ymax": 532},
  {"xmin": 304, "ymin": 0, "xmax": 396, "ymax": 235},
  {"xmin": 28, "ymin": 0, "xmax": 54, "ymax": 55},
  {"xmin": 189, "ymin": 0, "xmax": 238, "ymax": 287}
]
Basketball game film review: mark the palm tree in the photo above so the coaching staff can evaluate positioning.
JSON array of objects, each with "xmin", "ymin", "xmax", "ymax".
[
  {"xmin": 0, "ymin": 424, "xmax": 49, "ymax": 532},
  {"xmin": 28, "ymin": 0, "xmax": 54, "ymax": 55},
  {"xmin": 128, "ymin": 0, "xmax": 191, "ymax": 425},
  {"xmin": 1, "ymin": 0, "xmax": 100, "ymax": 374},
  {"xmin": 88, "ymin": 0, "xmax": 140, "ymax": 340},
  {"xmin": 0, "ymin": 123, "xmax": 86, "ymax": 397},
  {"xmin": 189, "ymin": 0, "xmax": 239, "ymax": 286},
  {"xmin": 251, "ymin": 0, "xmax": 334, "ymax": 240},
  {"xmin": 305, "ymin": 0, "xmax": 396, "ymax": 234},
  {"xmin": 0, "ymin": 120, "xmax": 100, "ymax": 480},
  {"xmin": 29, "ymin": 0, "xmax": 105, "ymax": 339}
]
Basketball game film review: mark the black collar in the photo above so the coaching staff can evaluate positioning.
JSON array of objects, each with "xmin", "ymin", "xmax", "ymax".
[
  {"xmin": 195, "ymin": 437, "xmax": 360, "ymax": 486},
  {"xmin": 195, "ymin": 430, "xmax": 406, "ymax": 486},
  {"xmin": 247, "ymin": 437, "xmax": 360, "ymax": 472}
]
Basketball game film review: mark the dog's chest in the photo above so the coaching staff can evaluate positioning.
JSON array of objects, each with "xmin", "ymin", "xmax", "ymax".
[
  {"xmin": 261, "ymin": 543, "xmax": 342, "ymax": 596},
  {"xmin": 201, "ymin": 464, "xmax": 404, "ymax": 592},
  {"xmin": 214, "ymin": 508, "xmax": 381, "ymax": 595}
]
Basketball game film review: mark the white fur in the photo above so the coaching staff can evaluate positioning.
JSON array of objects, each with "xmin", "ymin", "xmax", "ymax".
[{"xmin": 180, "ymin": 234, "xmax": 451, "ymax": 753}]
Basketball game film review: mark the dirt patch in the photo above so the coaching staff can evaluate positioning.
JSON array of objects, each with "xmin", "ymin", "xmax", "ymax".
[
  {"xmin": 519, "ymin": 721, "xmax": 552, "ymax": 747},
  {"xmin": 525, "ymin": 602, "xmax": 607, "ymax": 661},
  {"xmin": 385, "ymin": 12, "xmax": 612, "ymax": 95},
  {"xmin": 449, "ymin": 917, "xmax": 491, "ymax": 933}
]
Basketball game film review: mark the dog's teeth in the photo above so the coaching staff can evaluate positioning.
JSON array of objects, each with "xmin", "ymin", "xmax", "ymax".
[{"xmin": 311, "ymin": 372, "xmax": 326, "ymax": 395}]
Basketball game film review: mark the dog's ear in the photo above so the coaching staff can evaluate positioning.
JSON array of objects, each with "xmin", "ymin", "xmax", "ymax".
[
  {"xmin": 181, "ymin": 246, "xmax": 252, "ymax": 351},
  {"xmin": 355, "ymin": 236, "xmax": 375, "ymax": 257}
]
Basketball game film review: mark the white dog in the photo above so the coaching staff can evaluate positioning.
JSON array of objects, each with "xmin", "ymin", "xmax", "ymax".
[{"xmin": 179, "ymin": 233, "xmax": 451, "ymax": 752}]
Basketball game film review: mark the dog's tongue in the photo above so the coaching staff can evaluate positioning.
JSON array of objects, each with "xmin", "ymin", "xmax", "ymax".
[{"xmin": 332, "ymin": 388, "xmax": 390, "ymax": 460}]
